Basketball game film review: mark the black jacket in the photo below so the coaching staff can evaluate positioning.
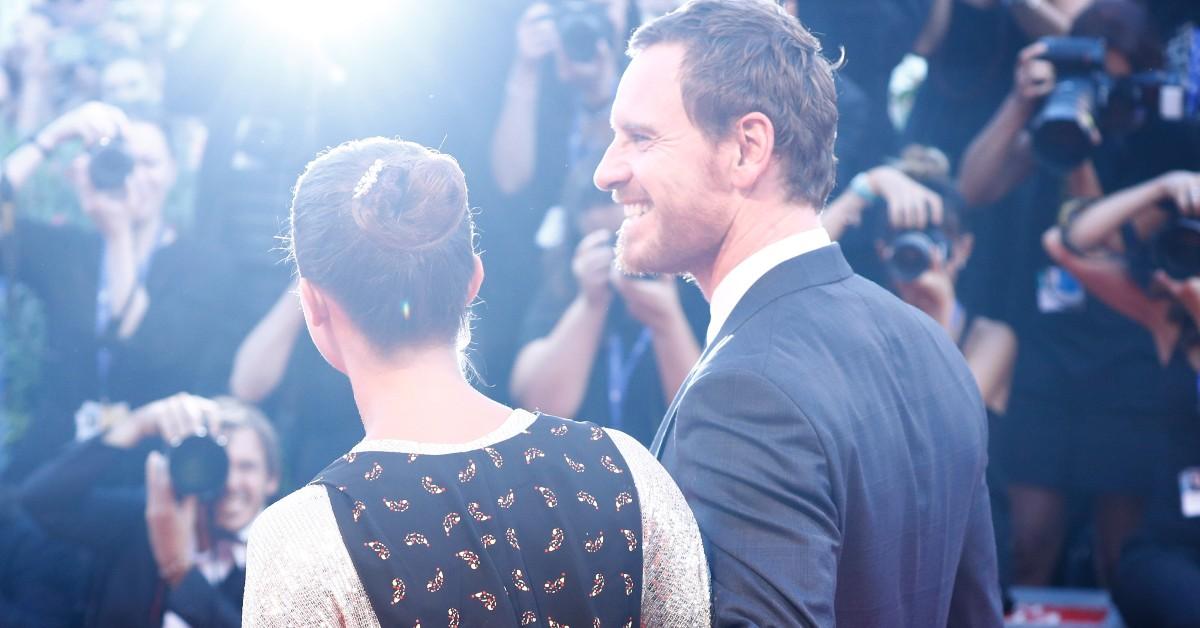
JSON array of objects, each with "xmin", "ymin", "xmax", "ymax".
[
  {"xmin": 20, "ymin": 438, "xmax": 242, "ymax": 628},
  {"xmin": 653, "ymin": 244, "xmax": 1002, "ymax": 627}
]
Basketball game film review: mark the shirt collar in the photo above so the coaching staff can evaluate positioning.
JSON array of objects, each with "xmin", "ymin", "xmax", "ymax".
[{"xmin": 706, "ymin": 227, "xmax": 832, "ymax": 345}]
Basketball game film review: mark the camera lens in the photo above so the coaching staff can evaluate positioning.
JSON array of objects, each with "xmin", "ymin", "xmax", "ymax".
[
  {"xmin": 1152, "ymin": 218, "xmax": 1200, "ymax": 280},
  {"xmin": 1031, "ymin": 78, "xmax": 1100, "ymax": 171},
  {"xmin": 888, "ymin": 232, "xmax": 937, "ymax": 283},
  {"xmin": 168, "ymin": 435, "xmax": 229, "ymax": 502},
  {"xmin": 555, "ymin": 1, "xmax": 610, "ymax": 64},
  {"xmin": 88, "ymin": 139, "xmax": 135, "ymax": 191}
]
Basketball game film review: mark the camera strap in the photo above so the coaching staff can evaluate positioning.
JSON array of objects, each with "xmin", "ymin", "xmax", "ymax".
[
  {"xmin": 606, "ymin": 326, "xmax": 652, "ymax": 431},
  {"xmin": 94, "ymin": 224, "xmax": 165, "ymax": 400}
]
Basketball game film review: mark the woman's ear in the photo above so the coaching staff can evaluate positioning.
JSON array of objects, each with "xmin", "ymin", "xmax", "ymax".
[
  {"xmin": 466, "ymin": 254, "xmax": 485, "ymax": 305},
  {"xmin": 298, "ymin": 277, "xmax": 348, "ymax": 374}
]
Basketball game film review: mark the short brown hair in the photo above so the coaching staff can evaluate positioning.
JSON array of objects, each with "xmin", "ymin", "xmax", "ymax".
[
  {"xmin": 629, "ymin": 0, "xmax": 839, "ymax": 206},
  {"xmin": 288, "ymin": 138, "xmax": 476, "ymax": 354}
]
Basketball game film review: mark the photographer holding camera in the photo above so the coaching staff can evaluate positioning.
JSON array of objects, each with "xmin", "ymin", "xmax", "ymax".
[
  {"xmin": 1042, "ymin": 171, "xmax": 1200, "ymax": 627},
  {"xmin": 0, "ymin": 100, "xmax": 242, "ymax": 480},
  {"xmin": 19, "ymin": 394, "xmax": 280, "ymax": 627},
  {"xmin": 489, "ymin": 0, "xmax": 626, "ymax": 200},
  {"xmin": 954, "ymin": 0, "xmax": 1200, "ymax": 587},
  {"xmin": 511, "ymin": 155, "xmax": 706, "ymax": 446}
]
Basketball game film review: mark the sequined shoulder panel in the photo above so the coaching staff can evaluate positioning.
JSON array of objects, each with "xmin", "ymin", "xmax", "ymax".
[
  {"xmin": 605, "ymin": 428, "xmax": 711, "ymax": 626},
  {"xmin": 243, "ymin": 485, "xmax": 380, "ymax": 627},
  {"xmin": 311, "ymin": 414, "xmax": 645, "ymax": 627}
]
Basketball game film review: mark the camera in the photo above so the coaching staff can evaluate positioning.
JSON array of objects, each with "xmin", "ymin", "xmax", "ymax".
[
  {"xmin": 884, "ymin": 228, "xmax": 952, "ymax": 283},
  {"xmin": 87, "ymin": 136, "xmax": 135, "ymax": 192},
  {"xmin": 1149, "ymin": 215, "xmax": 1200, "ymax": 280},
  {"xmin": 168, "ymin": 434, "xmax": 229, "ymax": 502},
  {"xmin": 553, "ymin": 0, "xmax": 613, "ymax": 63},
  {"xmin": 1030, "ymin": 36, "xmax": 1200, "ymax": 170}
]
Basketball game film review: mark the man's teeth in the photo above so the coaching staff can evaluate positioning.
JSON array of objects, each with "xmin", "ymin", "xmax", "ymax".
[{"xmin": 624, "ymin": 203, "xmax": 650, "ymax": 218}]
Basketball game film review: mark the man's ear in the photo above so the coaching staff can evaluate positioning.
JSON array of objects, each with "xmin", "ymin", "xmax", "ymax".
[
  {"xmin": 466, "ymin": 254, "xmax": 484, "ymax": 305},
  {"xmin": 298, "ymin": 277, "xmax": 347, "ymax": 374},
  {"xmin": 728, "ymin": 111, "xmax": 776, "ymax": 191}
]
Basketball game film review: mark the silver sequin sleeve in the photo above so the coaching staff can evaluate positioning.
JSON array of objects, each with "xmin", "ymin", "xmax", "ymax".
[
  {"xmin": 243, "ymin": 485, "xmax": 380, "ymax": 627},
  {"xmin": 607, "ymin": 428, "xmax": 711, "ymax": 627}
]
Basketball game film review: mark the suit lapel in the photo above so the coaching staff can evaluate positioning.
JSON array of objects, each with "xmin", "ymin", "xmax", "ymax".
[{"xmin": 650, "ymin": 244, "xmax": 854, "ymax": 460}]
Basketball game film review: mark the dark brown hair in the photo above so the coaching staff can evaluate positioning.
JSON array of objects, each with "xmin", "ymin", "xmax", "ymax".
[
  {"xmin": 629, "ymin": 0, "xmax": 840, "ymax": 206},
  {"xmin": 288, "ymin": 137, "xmax": 476, "ymax": 354},
  {"xmin": 1071, "ymin": 0, "xmax": 1164, "ymax": 72}
]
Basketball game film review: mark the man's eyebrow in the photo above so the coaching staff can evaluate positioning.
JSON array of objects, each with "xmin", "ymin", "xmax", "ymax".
[{"xmin": 615, "ymin": 121, "xmax": 656, "ymax": 136}]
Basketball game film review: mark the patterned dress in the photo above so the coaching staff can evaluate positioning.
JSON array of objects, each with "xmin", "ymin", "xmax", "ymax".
[{"xmin": 243, "ymin": 410, "xmax": 709, "ymax": 627}]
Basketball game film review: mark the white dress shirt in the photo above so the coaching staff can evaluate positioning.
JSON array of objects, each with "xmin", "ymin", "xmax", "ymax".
[{"xmin": 706, "ymin": 227, "xmax": 832, "ymax": 345}]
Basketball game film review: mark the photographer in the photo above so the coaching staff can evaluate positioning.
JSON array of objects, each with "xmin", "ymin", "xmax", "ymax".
[
  {"xmin": 0, "ymin": 100, "xmax": 242, "ymax": 480},
  {"xmin": 954, "ymin": 0, "xmax": 1200, "ymax": 587},
  {"xmin": 906, "ymin": 0, "xmax": 1091, "ymax": 167},
  {"xmin": 19, "ymin": 394, "xmax": 280, "ymax": 627},
  {"xmin": 488, "ymin": 1, "xmax": 625, "ymax": 199},
  {"xmin": 510, "ymin": 157, "xmax": 706, "ymax": 446},
  {"xmin": 959, "ymin": 0, "xmax": 1180, "ymax": 206},
  {"xmin": 1042, "ymin": 171, "xmax": 1200, "ymax": 627},
  {"xmin": 825, "ymin": 146, "xmax": 1018, "ymax": 608}
]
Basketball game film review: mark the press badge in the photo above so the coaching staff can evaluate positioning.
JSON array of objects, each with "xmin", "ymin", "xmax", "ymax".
[
  {"xmin": 1180, "ymin": 467, "xmax": 1200, "ymax": 518},
  {"xmin": 1037, "ymin": 266, "xmax": 1086, "ymax": 313}
]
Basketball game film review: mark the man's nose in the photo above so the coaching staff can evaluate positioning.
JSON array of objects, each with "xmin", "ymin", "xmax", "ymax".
[{"xmin": 593, "ymin": 142, "xmax": 628, "ymax": 194}]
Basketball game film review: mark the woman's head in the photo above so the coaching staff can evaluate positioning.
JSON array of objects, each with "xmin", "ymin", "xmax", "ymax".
[{"xmin": 289, "ymin": 137, "xmax": 478, "ymax": 359}]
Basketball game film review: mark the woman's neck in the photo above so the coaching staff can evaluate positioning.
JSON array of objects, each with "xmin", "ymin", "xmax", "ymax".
[{"xmin": 348, "ymin": 343, "xmax": 512, "ymax": 444}]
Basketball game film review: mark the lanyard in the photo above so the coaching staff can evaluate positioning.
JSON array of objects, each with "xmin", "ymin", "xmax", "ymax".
[
  {"xmin": 1188, "ymin": 26, "xmax": 1199, "ymax": 118},
  {"xmin": 95, "ymin": 228, "xmax": 163, "ymax": 400},
  {"xmin": 607, "ymin": 327, "xmax": 652, "ymax": 430}
]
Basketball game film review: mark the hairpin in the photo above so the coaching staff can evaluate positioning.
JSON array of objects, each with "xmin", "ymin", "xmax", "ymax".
[{"xmin": 353, "ymin": 158, "xmax": 385, "ymax": 200}]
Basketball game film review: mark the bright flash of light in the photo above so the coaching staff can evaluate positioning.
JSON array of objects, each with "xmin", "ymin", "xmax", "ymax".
[{"xmin": 246, "ymin": 0, "xmax": 398, "ymax": 48}]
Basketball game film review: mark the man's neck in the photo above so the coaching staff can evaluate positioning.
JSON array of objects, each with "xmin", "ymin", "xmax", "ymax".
[
  {"xmin": 693, "ymin": 201, "xmax": 822, "ymax": 300},
  {"xmin": 346, "ymin": 344, "xmax": 510, "ymax": 443}
]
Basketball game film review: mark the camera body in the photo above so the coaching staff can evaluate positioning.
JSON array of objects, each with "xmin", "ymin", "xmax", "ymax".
[
  {"xmin": 1149, "ymin": 215, "xmax": 1200, "ymax": 280},
  {"xmin": 553, "ymin": 0, "xmax": 613, "ymax": 63},
  {"xmin": 1031, "ymin": 36, "xmax": 1200, "ymax": 170},
  {"xmin": 87, "ymin": 136, "xmax": 135, "ymax": 192},
  {"xmin": 168, "ymin": 434, "xmax": 229, "ymax": 502}
]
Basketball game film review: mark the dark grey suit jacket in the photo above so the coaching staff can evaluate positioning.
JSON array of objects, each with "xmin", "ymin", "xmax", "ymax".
[{"xmin": 652, "ymin": 244, "xmax": 1002, "ymax": 627}]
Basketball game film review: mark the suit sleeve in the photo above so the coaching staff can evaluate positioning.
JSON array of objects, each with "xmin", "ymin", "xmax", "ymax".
[
  {"xmin": 19, "ymin": 438, "xmax": 146, "ymax": 550},
  {"xmin": 948, "ymin": 474, "xmax": 1005, "ymax": 627},
  {"xmin": 167, "ymin": 568, "xmax": 242, "ymax": 628},
  {"xmin": 672, "ymin": 369, "xmax": 840, "ymax": 628}
]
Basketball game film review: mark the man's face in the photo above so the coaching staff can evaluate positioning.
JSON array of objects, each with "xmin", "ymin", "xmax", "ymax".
[
  {"xmin": 594, "ymin": 43, "xmax": 734, "ymax": 276},
  {"xmin": 214, "ymin": 427, "xmax": 277, "ymax": 533},
  {"xmin": 121, "ymin": 121, "xmax": 176, "ymax": 222},
  {"xmin": 101, "ymin": 58, "xmax": 160, "ymax": 111}
]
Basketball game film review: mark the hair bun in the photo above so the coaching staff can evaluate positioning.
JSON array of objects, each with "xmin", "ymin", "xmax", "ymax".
[{"xmin": 349, "ymin": 152, "xmax": 469, "ymax": 254}]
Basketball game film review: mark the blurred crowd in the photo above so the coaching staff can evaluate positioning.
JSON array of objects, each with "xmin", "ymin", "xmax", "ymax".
[{"xmin": 1, "ymin": 0, "xmax": 1199, "ymax": 626}]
